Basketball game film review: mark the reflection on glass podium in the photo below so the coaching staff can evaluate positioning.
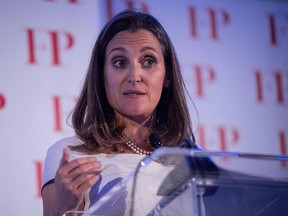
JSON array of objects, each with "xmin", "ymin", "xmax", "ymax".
[{"xmin": 64, "ymin": 147, "xmax": 288, "ymax": 216}]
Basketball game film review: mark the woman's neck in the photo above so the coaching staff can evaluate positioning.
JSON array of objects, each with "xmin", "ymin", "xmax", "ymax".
[
  {"xmin": 124, "ymin": 122, "xmax": 151, "ymax": 145},
  {"xmin": 116, "ymin": 112, "xmax": 155, "ymax": 147}
]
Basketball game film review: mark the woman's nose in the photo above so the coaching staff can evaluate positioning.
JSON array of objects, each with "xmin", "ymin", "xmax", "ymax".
[{"xmin": 127, "ymin": 62, "xmax": 142, "ymax": 84}]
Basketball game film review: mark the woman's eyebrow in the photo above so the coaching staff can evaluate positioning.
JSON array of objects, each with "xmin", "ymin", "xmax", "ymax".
[
  {"xmin": 140, "ymin": 46, "xmax": 158, "ymax": 53},
  {"xmin": 107, "ymin": 46, "xmax": 159, "ymax": 57},
  {"xmin": 107, "ymin": 47, "xmax": 127, "ymax": 56}
]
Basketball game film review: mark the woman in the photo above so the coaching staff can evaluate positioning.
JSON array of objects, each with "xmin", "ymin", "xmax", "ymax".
[{"xmin": 41, "ymin": 9, "xmax": 195, "ymax": 216}]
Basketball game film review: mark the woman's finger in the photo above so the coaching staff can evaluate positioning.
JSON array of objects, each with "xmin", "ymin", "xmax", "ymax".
[
  {"xmin": 70, "ymin": 161, "xmax": 101, "ymax": 180},
  {"xmin": 70, "ymin": 164, "xmax": 102, "ymax": 188},
  {"xmin": 77, "ymin": 174, "xmax": 100, "ymax": 193},
  {"xmin": 59, "ymin": 147, "xmax": 70, "ymax": 167},
  {"xmin": 57, "ymin": 149, "xmax": 98, "ymax": 177}
]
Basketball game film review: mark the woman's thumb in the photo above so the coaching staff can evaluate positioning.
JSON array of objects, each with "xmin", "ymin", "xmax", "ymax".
[{"xmin": 59, "ymin": 147, "xmax": 70, "ymax": 166}]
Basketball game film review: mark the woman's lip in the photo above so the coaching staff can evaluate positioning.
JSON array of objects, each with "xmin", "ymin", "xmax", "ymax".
[
  {"xmin": 123, "ymin": 90, "xmax": 146, "ymax": 95},
  {"xmin": 123, "ymin": 92, "xmax": 146, "ymax": 96}
]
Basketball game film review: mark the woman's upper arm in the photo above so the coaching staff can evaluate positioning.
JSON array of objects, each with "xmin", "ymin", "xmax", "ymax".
[{"xmin": 42, "ymin": 182, "xmax": 55, "ymax": 216}]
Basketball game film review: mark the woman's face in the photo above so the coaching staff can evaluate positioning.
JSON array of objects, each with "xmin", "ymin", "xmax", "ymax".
[{"xmin": 104, "ymin": 29, "xmax": 169, "ymax": 122}]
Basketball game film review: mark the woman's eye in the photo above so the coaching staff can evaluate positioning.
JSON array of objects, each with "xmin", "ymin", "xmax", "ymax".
[
  {"xmin": 112, "ymin": 58, "xmax": 127, "ymax": 68},
  {"xmin": 143, "ymin": 58, "xmax": 155, "ymax": 68}
]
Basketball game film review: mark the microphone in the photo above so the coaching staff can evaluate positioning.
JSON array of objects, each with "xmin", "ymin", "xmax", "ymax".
[{"xmin": 149, "ymin": 133, "xmax": 162, "ymax": 149}]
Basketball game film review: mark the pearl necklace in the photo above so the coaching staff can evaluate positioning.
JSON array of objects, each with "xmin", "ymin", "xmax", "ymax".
[{"xmin": 125, "ymin": 139, "xmax": 152, "ymax": 155}]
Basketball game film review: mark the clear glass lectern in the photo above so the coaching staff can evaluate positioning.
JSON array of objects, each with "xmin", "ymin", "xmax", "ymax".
[{"xmin": 64, "ymin": 147, "xmax": 288, "ymax": 216}]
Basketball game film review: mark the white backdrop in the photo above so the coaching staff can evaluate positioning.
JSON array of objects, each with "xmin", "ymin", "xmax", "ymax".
[{"xmin": 0, "ymin": 0, "xmax": 287, "ymax": 215}]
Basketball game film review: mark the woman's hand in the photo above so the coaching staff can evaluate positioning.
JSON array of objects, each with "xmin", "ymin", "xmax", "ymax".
[{"xmin": 53, "ymin": 148, "xmax": 101, "ymax": 215}]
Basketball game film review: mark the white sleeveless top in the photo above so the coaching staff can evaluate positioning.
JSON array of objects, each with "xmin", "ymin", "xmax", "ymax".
[{"xmin": 42, "ymin": 136, "xmax": 193, "ymax": 215}]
